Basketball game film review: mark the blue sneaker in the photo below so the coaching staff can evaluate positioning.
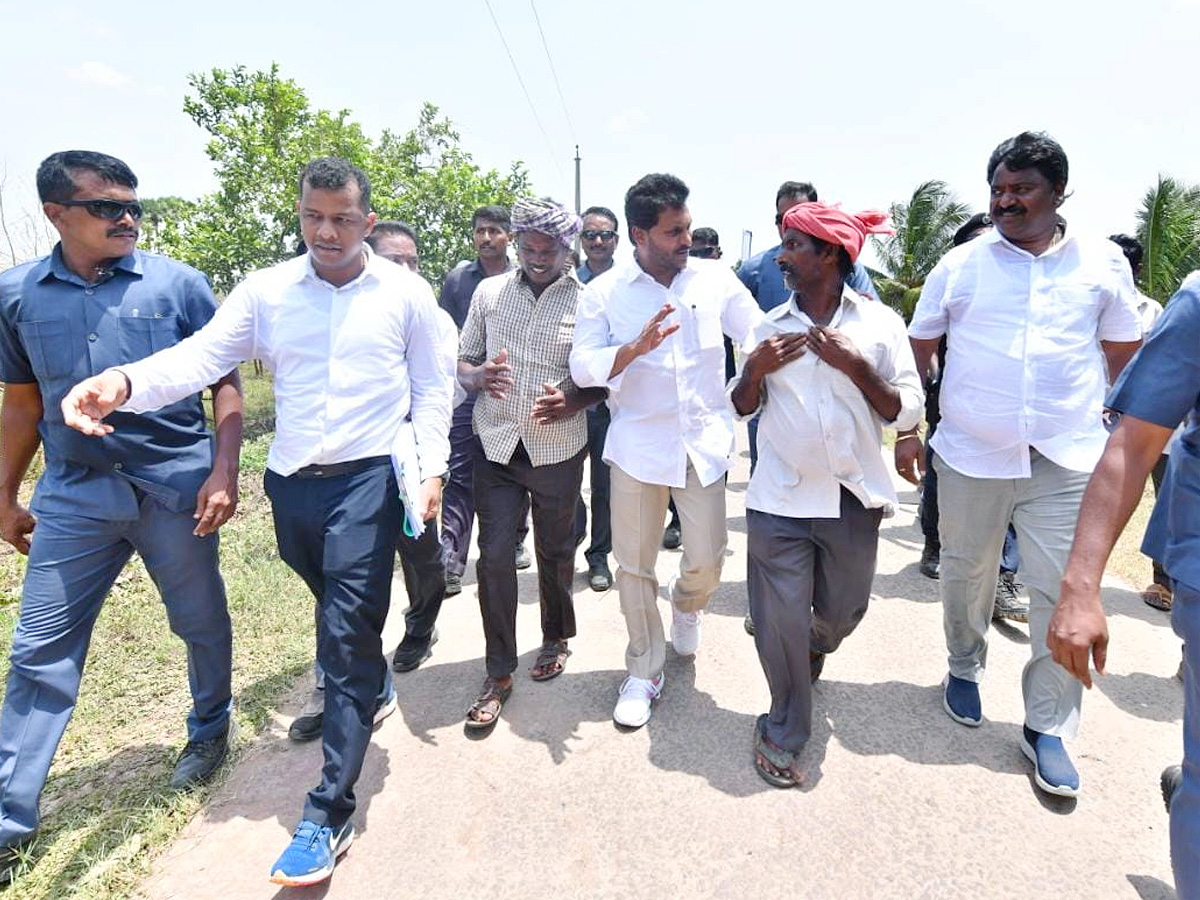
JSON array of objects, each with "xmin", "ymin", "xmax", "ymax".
[
  {"xmin": 942, "ymin": 674, "xmax": 982, "ymax": 726},
  {"xmin": 268, "ymin": 820, "xmax": 355, "ymax": 887},
  {"xmin": 1021, "ymin": 726, "xmax": 1080, "ymax": 798}
]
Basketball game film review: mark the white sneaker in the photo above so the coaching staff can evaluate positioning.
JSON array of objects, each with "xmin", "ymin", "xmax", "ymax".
[
  {"xmin": 671, "ymin": 604, "xmax": 702, "ymax": 657},
  {"xmin": 613, "ymin": 674, "xmax": 664, "ymax": 728},
  {"xmin": 373, "ymin": 684, "xmax": 397, "ymax": 727}
]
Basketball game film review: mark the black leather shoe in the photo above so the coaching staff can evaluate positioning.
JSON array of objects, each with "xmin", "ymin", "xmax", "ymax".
[
  {"xmin": 588, "ymin": 561, "xmax": 613, "ymax": 592},
  {"xmin": 743, "ymin": 613, "xmax": 756, "ymax": 636},
  {"xmin": 393, "ymin": 628, "xmax": 439, "ymax": 673},
  {"xmin": 444, "ymin": 572, "xmax": 463, "ymax": 597},
  {"xmin": 515, "ymin": 545, "xmax": 532, "ymax": 570},
  {"xmin": 662, "ymin": 526, "xmax": 682, "ymax": 550},
  {"xmin": 170, "ymin": 720, "xmax": 234, "ymax": 790},
  {"xmin": 919, "ymin": 543, "xmax": 940, "ymax": 579}
]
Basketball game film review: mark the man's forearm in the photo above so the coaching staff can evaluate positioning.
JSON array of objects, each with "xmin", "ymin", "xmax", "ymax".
[
  {"xmin": 566, "ymin": 386, "xmax": 608, "ymax": 413},
  {"xmin": 848, "ymin": 360, "xmax": 902, "ymax": 422},
  {"xmin": 209, "ymin": 369, "xmax": 244, "ymax": 472},
  {"xmin": 731, "ymin": 366, "xmax": 765, "ymax": 417},
  {"xmin": 0, "ymin": 387, "xmax": 43, "ymax": 503}
]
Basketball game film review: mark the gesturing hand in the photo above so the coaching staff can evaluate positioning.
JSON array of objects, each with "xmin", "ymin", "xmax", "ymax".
[
  {"xmin": 532, "ymin": 383, "xmax": 572, "ymax": 424},
  {"xmin": 61, "ymin": 370, "xmax": 130, "ymax": 436},
  {"xmin": 480, "ymin": 349, "xmax": 514, "ymax": 400},
  {"xmin": 631, "ymin": 304, "xmax": 680, "ymax": 357},
  {"xmin": 806, "ymin": 325, "xmax": 864, "ymax": 375},
  {"xmin": 746, "ymin": 332, "xmax": 807, "ymax": 378}
]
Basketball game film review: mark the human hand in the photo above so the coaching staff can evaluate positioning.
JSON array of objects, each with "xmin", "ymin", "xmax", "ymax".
[
  {"xmin": 418, "ymin": 476, "xmax": 443, "ymax": 522},
  {"xmin": 193, "ymin": 463, "xmax": 239, "ymax": 536},
  {"xmin": 630, "ymin": 304, "xmax": 680, "ymax": 357},
  {"xmin": 61, "ymin": 370, "xmax": 129, "ymax": 436},
  {"xmin": 0, "ymin": 501, "xmax": 36, "ymax": 555},
  {"xmin": 1048, "ymin": 582, "xmax": 1108, "ymax": 689},
  {"xmin": 480, "ymin": 349, "xmax": 513, "ymax": 400},
  {"xmin": 806, "ymin": 325, "xmax": 864, "ymax": 375},
  {"xmin": 746, "ymin": 332, "xmax": 807, "ymax": 378},
  {"xmin": 531, "ymin": 383, "xmax": 574, "ymax": 424},
  {"xmin": 894, "ymin": 434, "xmax": 925, "ymax": 485}
]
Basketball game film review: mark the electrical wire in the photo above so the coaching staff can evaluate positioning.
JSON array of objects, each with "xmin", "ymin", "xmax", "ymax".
[
  {"xmin": 482, "ymin": 0, "xmax": 565, "ymax": 178},
  {"xmin": 529, "ymin": 0, "xmax": 577, "ymax": 144}
]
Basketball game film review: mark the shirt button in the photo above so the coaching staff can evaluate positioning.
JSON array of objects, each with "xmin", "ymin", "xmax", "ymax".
[
  {"xmin": 87, "ymin": 333, "xmax": 98, "ymax": 342},
  {"xmin": 114, "ymin": 462, "xmax": 123, "ymax": 470},
  {"xmin": 84, "ymin": 288, "xmax": 94, "ymax": 296}
]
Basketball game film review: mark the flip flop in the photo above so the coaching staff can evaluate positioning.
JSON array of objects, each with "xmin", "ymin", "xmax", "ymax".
[
  {"xmin": 530, "ymin": 640, "xmax": 570, "ymax": 682},
  {"xmin": 753, "ymin": 714, "xmax": 797, "ymax": 788},
  {"xmin": 465, "ymin": 679, "xmax": 512, "ymax": 730}
]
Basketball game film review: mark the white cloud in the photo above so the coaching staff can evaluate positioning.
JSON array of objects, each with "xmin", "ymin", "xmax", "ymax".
[{"xmin": 67, "ymin": 61, "xmax": 132, "ymax": 88}]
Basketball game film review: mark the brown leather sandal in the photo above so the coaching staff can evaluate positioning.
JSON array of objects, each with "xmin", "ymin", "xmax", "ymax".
[
  {"xmin": 465, "ymin": 678, "xmax": 512, "ymax": 730},
  {"xmin": 530, "ymin": 640, "xmax": 570, "ymax": 682},
  {"xmin": 1142, "ymin": 584, "xmax": 1173, "ymax": 612}
]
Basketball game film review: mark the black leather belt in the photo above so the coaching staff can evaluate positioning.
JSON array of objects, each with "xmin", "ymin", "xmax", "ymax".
[{"xmin": 293, "ymin": 456, "xmax": 390, "ymax": 479}]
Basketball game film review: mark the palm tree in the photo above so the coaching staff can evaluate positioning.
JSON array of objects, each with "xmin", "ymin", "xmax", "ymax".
[
  {"xmin": 868, "ymin": 180, "xmax": 971, "ymax": 322},
  {"xmin": 1136, "ymin": 175, "xmax": 1200, "ymax": 303}
]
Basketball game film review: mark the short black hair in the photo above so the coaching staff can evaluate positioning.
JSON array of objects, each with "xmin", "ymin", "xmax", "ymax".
[
  {"xmin": 582, "ymin": 205, "xmax": 619, "ymax": 230},
  {"xmin": 808, "ymin": 235, "xmax": 853, "ymax": 280},
  {"xmin": 625, "ymin": 173, "xmax": 689, "ymax": 240},
  {"xmin": 472, "ymin": 205, "xmax": 511, "ymax": 231},
  {"xmin": 37, "ymin": 150, "xmax": 137, "ymax": 203},
  {"xmin": 1109, "ymin": 233, "xmax": 1144, "ymax": 275},
  {"xmin": 692, "ymin": 227, "xmax": 719, "ymax": 245},
  {"xmin": 369, "ymin": 220, "xmax": 419, "ymax": 251},
  {"xmin": 953, "ymin": 212, "xmax": 991, "ymax": 247},
  {"xmin": 299, "ymin": 157, "xmax": 371, "ymax": 212},
  {"xmin": 986, "ymin": 131, "xmax": 1068, "ymax": 190},
  {"xmin": 776, "ymin": 180, "xmax": 818, "ymax": 206}
]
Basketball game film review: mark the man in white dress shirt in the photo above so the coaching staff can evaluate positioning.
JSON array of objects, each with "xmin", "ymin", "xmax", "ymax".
[
  {"xmin": 732, "ymin": 202, "xmax": 922, "ymax": 788},
  {"xmin": 570, "ymin": 173, "xmax": 762, "ymax": 728},
  {"xmin": 908, "ymin": 132, "xmax": 1142, "ymax": 798},
  {"xmin": 60, "ymin": 158, "xmax": 452, "ymax": 886}
]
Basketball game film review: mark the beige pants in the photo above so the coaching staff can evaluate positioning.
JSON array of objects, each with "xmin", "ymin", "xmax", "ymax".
[{"xmin": 610, "ymin": 462, "xmax": 727, "ymax": 678}]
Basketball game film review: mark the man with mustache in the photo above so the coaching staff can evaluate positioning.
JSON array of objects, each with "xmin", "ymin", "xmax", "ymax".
[
  {"xmin": 733, "ymin": 202, "xmax": 922, "ymax": 787},
  {"xmin": 908, "ymin": 131, "xmax": 1143, "ymax": 798},
  {"xmin": 0, "ymin": 150, "xmax": 241, "ymax": 876},
  {"xmin": 457, "ymin": 197, "xmax": 603, "ymax": 730},
  {"xmin": 60, "ymin": 157, "xmax": 452, "ymax": 885},
  {"xmin": 570, "ymin": 173, "xmax": 762, "ymax": 728}
]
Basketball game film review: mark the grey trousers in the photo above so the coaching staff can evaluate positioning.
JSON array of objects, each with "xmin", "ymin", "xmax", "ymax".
[
  {"xmin": 747, "ymin": 490, "xmax": 883, "ymax": 753},
  {"xmin": 934, "ymin": 450, "xmax": 1090, "ymax": 737}
]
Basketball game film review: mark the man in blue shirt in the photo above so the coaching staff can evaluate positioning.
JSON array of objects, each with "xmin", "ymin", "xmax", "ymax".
[
  {"xmin": 0, "ymin": 151, "xmax": 241, "ymax": 874},
  {"xmin": 438, "ymin": 206, "xmax": 528, "ymax": 595},
  {"xmin": 1049, "ymin": 271, "xmax": 1200, "ymax": 900}
]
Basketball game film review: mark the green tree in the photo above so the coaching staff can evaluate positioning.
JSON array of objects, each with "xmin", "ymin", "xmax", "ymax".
[
  {"xmin": 139, "ymin": 196, "xmax": 199, "ymax": 259},
  {"xmin": 868, "ymin": 180, "xmax": 971, "ymax": 321},
  {"xmin": 147, "ymin": 64, "xmax": 530, "ymax": 293},
  {"xmin": 1135, "ymin": 174, "xmax": 1200, "ymax": 303}
]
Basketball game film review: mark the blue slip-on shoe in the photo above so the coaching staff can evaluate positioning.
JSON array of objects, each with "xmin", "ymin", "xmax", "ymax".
[
  {"xmin": 268, "ymin": 819, "xmax": 355, "ymax": 887},
  {"xmin": 942, "ymin": 674, "xmax": 982, "ymax": 727},
  {"xmin": 1021, "ymin": 726, "xmax": 1080, "ymax": 798}
]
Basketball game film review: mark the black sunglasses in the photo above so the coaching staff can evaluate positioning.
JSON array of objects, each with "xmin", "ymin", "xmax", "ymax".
[
  {"xmin": 56, "ymin": 198, "xmax": 144, "ymax": 221},
  {"xmin": 581, "ymin": 229, "xmax": 617, "ymax": 241},
  {"xmin": 689, "ymin": 246, "xmax": 718, "ymax": 258}
]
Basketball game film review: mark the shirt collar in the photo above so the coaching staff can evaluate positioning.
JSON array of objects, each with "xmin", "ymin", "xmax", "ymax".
[
  {"xmin": 299, "ymin": 243, "xmax": 379, "ymax": 289},
  {"xmin": 989, "ymin": 221, "xmax": 1077, "ymax": 260},
  {"xmin": 623, "ymin": 254, "xmax": 694, "ymax": 289},
  {"xmin": 770, "ymin": 282, "xmax": 861, "ymax": 326},
  {"xmin": 37, "ymin": 244, "xmax": 142, "ymax": 286}
]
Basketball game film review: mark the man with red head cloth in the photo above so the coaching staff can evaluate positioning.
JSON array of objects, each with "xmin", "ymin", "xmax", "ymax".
[{"xmin": 731, "ymin": 202, "xmax": 923, "ymax": 788}]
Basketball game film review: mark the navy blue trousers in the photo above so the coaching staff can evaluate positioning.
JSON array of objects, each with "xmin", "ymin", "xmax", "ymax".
[
  {"xmin": 0, "ymin": 494, "xmax": 232, "ymax": 848},
  {"xmin": 265, "ymin": 461, "xmax": 399, "ymax": 829},
  {"xmin": 573, "ymin": 403, "xmax": 612, "ymax": 566}
]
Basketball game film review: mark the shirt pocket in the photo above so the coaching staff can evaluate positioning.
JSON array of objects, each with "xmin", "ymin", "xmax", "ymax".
[
  {"xmin": 695, "ymin": 308, "xmax": 724, "ymax": 350},
  {"xmin": 16, "ymin": 318, "xmax": 74, "ymax": 380},
  {"xmin": 118, "ymin": 314, "xmax": 182, "ymax": 362}
]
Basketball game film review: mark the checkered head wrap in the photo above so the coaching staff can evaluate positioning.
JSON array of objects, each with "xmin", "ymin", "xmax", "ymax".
[{"xmin": 511, "ymin": 197, "xmax": 582, "ymax": 248}]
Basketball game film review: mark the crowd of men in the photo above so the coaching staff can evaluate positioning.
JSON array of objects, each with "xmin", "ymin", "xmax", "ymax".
[{"xmin": 0, "ymin": 131, "xmax": 1194, "ymax": 897}]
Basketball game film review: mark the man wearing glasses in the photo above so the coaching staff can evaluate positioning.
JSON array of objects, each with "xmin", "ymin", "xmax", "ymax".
[
  {"xmin": 0, "ymin": 151, "xmax": 241, "ymax": 875},
  {"xmin": 574, "ymin": 206, "xmax": 620, "ymax": 591}
]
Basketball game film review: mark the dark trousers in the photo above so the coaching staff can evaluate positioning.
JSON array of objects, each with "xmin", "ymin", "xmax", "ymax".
[
  {"xmin": 474, "ymin": 439, "xmax": 584, "ymax": 678},
  {"xmin": 573, "ymin": 403, "xmax": 612, "ymax": 566},
  {"xmin": 265, "ymin": 461, "xmax": 399, "ymax": 830},
  {"xmin": 920, "ymin": 440, "xmax": 1021, "ymax": 574},
  {"xmin": 441, "ymin": 396, "xmax": 528, "ymax": 577},
  {"xmin": 1151, "ymin": 453, "xmax": 1171, "ymax": 588},
  {"xmin": 0, "ymin": 494, "xmax": 232, "ymax": 848},
  {"xmin": 398, "ymin": 523, "xmax": 446, "ymax": 649},
  {"xmin": 747, "ymin": 490, "xmax": 883, "ymax": 753}
]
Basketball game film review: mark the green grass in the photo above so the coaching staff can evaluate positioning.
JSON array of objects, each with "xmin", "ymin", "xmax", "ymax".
[{"xmin": 0, "ymin": 366, "xmax": 316, "ymax": 899}]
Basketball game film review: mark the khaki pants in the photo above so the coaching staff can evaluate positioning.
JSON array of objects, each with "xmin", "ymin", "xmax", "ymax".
[{"xmin": 610, "ymin": 462, "xmax": 727, "ymax": 679}]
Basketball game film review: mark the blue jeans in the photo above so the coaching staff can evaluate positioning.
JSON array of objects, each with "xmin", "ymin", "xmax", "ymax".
[
  {"xmin": 1173, "ymin": 580, "xmax": 1200, "ymax": 900},
  {"xmin": 0, "ymin": 495, "xmax": 232, "ymax": 848}
]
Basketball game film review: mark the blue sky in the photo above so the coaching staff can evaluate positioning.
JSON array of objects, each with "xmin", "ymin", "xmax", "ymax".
[{"xmin": 3, "ymin": 0, "xmax": 1199, "ymax": 268}]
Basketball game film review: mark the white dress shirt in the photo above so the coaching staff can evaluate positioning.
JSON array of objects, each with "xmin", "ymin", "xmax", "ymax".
[
  {"xmin": 570, "ymin": 257, "xmax": 762, "ymax": 487},
  {"xmin": 738, "ymin": 286, "xmax": 923, "ymax": 518},
  {"xmin": 121, "ymin": 248, "xmax": 453, "ymax": 480},
  {"xmin": 909, "ymin": 229, "xmax": 1142, "ymax": 478}
]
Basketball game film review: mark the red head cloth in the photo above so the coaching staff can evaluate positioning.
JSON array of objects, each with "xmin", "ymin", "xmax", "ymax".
[{"xmin": 781, "ymin": 202, "xmax": 894, "ymax": 263}]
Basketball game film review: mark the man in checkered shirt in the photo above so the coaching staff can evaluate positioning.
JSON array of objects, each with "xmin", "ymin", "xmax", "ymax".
[{"xmin": 456, "ymin": 197, "xmax": 605, "ymax": 731}]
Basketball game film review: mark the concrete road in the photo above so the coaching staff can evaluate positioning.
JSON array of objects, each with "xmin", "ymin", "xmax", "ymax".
[{"xmin": 141, "ymin": 439, "xmax": 1184, "ymax": 900}]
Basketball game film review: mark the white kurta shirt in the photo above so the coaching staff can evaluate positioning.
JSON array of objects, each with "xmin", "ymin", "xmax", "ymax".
[
  {"xmin": 570, "ymin": 257, "xmax": 762, "ymax": 487},
  {"xmin": 909, "ymin": 229, "xmax": 1141, "ymax": 478},
  {"xmin": 738, "ymin": 286, "xmax": 923, "ymax": 518},
  {"xmin": 121, "ymin": 248, "xmax": 453, "ymax": 480}
]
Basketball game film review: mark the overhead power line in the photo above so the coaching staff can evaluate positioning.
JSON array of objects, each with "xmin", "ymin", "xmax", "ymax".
[
  {"xmin": 482, "ymin": 0, "xmax": 565, "ymax": 179},
  {"xmin": 529, "ymin": 0, "xmax": 577, "ymax": 144}
]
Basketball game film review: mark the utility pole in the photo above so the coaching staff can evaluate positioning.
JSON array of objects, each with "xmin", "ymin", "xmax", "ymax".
[{"xmin": 574, "ymin": 145, "xmax": 582, "ymax": 254}]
